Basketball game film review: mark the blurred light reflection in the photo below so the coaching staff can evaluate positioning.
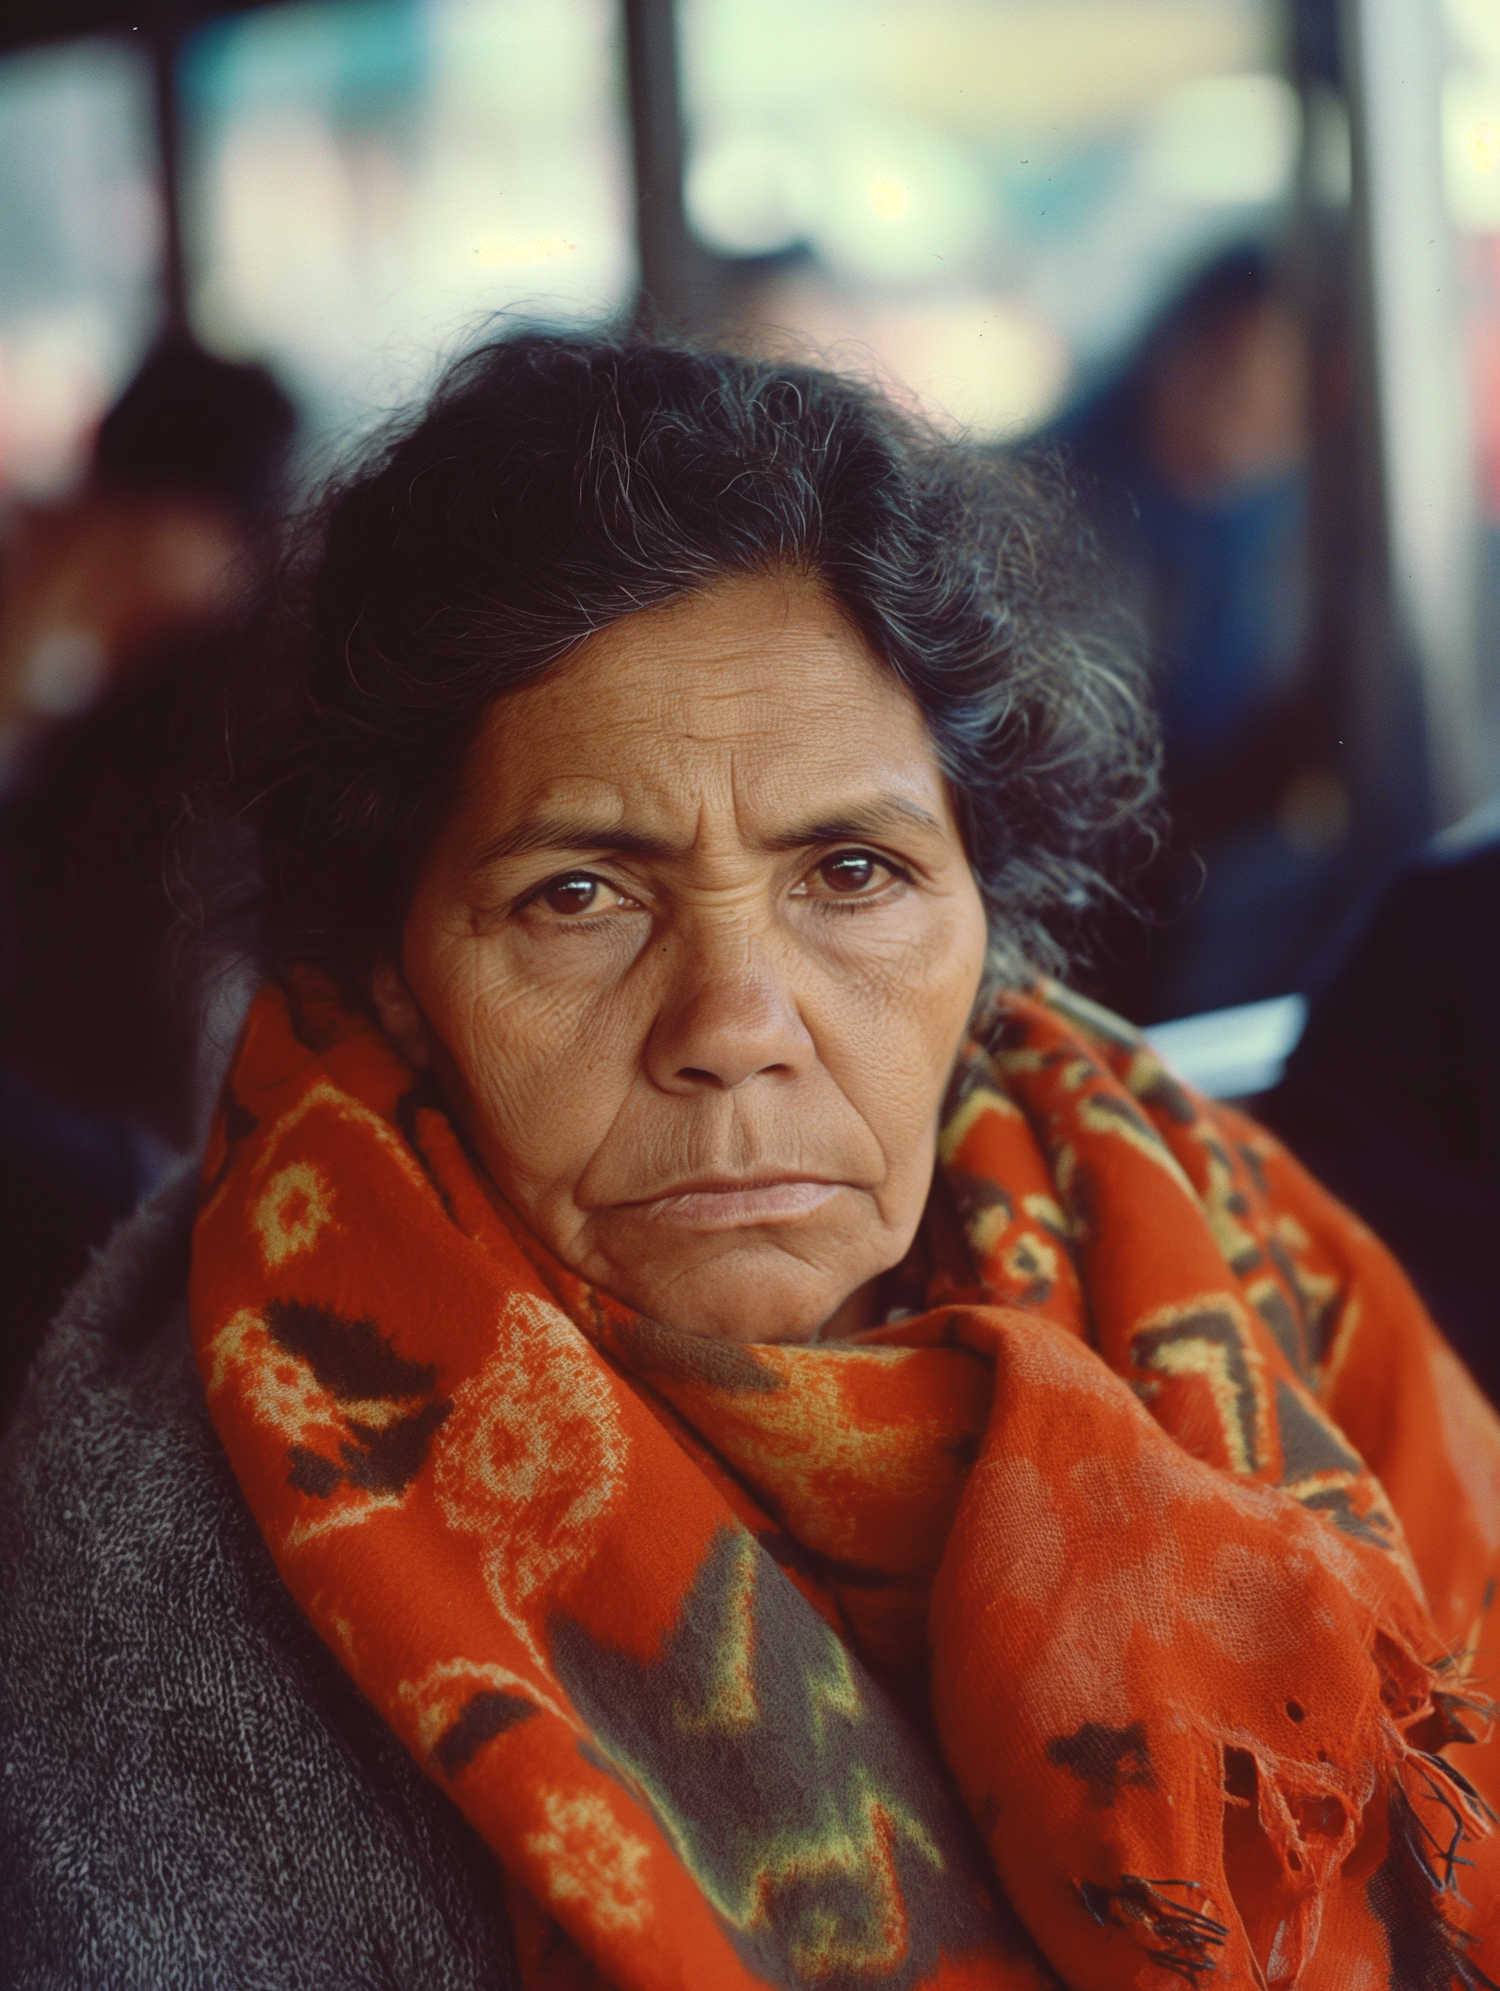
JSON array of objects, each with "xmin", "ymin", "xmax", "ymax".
[
  {"xmin": 685, "ymin": 0, "xmax": 1292, "ymax": 441},
  {"xmin": 183, "ymin": 0, "xmax": 634, "ymax": 440},
  {"xmin": 1141, "ymin": 73, "xmax": 1300, "ymax": 207},
  {"xmin": 0, "ymin": 40, "xmax": 158, "ymax": 501}
]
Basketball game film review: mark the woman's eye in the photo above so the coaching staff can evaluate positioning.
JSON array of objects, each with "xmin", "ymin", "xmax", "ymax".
[
  {"xmin": 539, "ymin": 873, "xmax": 607, "ymax": 915},
  {"xmin": 812, "ymin": 850, "xmax": 890, "ymax": 896}
]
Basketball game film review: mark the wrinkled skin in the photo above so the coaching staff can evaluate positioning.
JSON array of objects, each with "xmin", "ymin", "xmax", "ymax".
[{"xmin": 372, "ymin": 572, "xmax": 989, "ymax": 1343}]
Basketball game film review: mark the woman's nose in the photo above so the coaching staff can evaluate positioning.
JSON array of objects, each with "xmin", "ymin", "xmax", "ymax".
[{"xmin": 644, "ymin": 929, "xmax": 815, "ymax": 1093}]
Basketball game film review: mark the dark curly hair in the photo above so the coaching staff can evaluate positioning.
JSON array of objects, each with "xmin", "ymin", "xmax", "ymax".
[{"xmin": 209, "ymin": 332, "xmax": 1159, "ymax": 994}]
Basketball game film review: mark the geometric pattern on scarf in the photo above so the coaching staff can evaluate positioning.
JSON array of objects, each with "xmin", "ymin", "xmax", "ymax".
[{"xmin": 190, "ymin": 973, "xmax": 1500, "ymax": 1989}]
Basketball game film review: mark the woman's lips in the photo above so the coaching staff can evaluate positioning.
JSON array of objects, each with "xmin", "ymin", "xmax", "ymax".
[{"xmin": 624, "ymin": 1177, "xmax": 844, "ymax": 1230}]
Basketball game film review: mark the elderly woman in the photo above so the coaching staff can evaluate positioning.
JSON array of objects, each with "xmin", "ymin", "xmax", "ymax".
[{"xmin": 3, "ymin": 337, "xmax": 1498, "ymax": 1989}]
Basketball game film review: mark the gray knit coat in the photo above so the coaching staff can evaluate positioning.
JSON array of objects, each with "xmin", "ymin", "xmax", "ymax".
[{"xmin": 0, "ymin": 1170, "xmax": 520, "ymax": 1989}]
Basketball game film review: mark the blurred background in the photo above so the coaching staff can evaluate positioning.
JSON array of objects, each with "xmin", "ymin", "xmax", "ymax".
[{"xmin": 2, "ymin": 0, "xmax": 1498, "ymax": 1404}]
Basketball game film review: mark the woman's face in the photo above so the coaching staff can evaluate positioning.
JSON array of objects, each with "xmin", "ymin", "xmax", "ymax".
[{"xmin": 374, "ymin": 572, "xmax": 989, "ymax": 1343}]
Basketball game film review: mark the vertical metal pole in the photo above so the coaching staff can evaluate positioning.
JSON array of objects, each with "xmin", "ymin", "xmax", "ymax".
[
  {"xmin": 621, "ymin": 0, "xmax": 716, "ymax": 333},
  {"xmin": 1345, "ymin": 0, "xmax": 1486, "ymax": 823}
]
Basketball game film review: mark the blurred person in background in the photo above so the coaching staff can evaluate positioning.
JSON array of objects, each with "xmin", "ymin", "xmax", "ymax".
[
  {"xmin": 0, "ymin": 332, "xmax": 295, "ymax": 1425},
  {"xmin": 1053, "ymin": 244, "xmax": 1342, "ymax": 1024},
  {"xmin": 1263, "ymin": 800, "xmax": 1500, "ymax": 1399}
]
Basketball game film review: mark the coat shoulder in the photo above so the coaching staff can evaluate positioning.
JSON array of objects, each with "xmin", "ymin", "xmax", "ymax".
[{"xmin": 0, "ymin": 1170, "xmax": 516, "ymax": 1990}]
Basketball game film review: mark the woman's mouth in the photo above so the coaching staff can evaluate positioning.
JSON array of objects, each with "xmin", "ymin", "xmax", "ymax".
[{"xmin": 626, "ymin": 1176, "xmax": 844, "ymax": 1230}]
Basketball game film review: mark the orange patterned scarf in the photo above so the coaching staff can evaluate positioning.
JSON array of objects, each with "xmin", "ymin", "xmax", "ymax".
[{"xmin": 191, "ymin": 973, "xmax": 1500, "ymax": 1989}]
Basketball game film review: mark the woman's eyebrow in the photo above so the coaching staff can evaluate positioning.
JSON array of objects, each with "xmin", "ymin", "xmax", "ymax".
[
  {"xmin": 761, "ymin": 797, "xmax": 944, "ymax": 849},
  {"xmin": 472, "ymin": 795, "xmax": 943, "ymax": 870},
  {"xmin": 471, "ymin": 818, "xmax": 677, "ymax": 868}
]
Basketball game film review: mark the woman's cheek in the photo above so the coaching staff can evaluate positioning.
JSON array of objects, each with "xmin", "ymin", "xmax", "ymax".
[
  {"xmin": 824, "ymin": 897, "xmax": 984, "ymax": 1022},
  {"xmin": 454, "ymin": 964, "xmax": 636, "ymax": 1166},
  {"xmin": 447, "ymin": 926, "xmax": 607, "ymax": 1044}
]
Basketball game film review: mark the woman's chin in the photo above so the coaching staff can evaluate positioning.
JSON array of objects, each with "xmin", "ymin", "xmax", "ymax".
[
  {"xmin": 569, "ymin": 1191, "xmax": 894, "ymax": 1343},
  {"xmin": 587, "ymin": 1230, "xmax": 879, "ymax": 1344}
]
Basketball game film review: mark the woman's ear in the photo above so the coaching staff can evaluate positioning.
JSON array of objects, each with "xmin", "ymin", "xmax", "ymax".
[{"xmin": 370, "ymin": 956, "xmax": 433, "ymax": 1071}]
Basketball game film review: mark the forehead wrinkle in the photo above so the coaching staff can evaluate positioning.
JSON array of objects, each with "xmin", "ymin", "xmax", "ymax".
[{"xmin": 464, "ymin": 577, "xmax": 948, "ymax": 867}]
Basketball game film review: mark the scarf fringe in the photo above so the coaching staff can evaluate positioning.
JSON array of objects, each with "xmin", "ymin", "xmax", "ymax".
[
  {"xmin": 1384, "ymin": 1769, "xmax": 1500, "ymax": 1991},
  {"xmin": 1077, "ymin": 1877, "xmax": 1228, "ymax": 1985}
]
